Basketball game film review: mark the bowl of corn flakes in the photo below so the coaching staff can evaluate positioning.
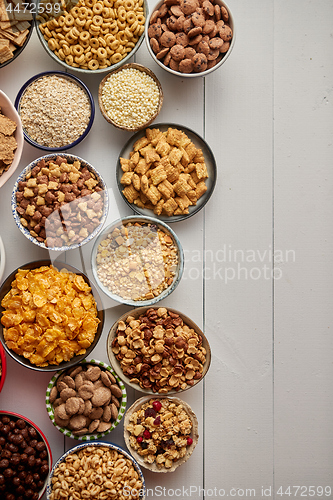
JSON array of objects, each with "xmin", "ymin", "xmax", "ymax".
[
  {"xmin": 46, "ymin": 441, "xmax": 145, "ymax": 500},
  {"xmin": 124, "ymin": 395, "xmax": 199, "ymax": 472},
  {"xmin": 45, "ymin": 359, "xmax": 127, "ymax": 441},
  {"xmin": 91, "ymin": 215, "xmax": 184, "ymax": 307},
  {"xmin": 0, "ymin": 260, "xmax": 104, "ymax": 371},
  {"xmin": 107, "ymin": 306, "xmax": 211, "ymax": 395}
]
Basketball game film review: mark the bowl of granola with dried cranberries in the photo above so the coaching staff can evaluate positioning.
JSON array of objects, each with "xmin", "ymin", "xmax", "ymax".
[{"xmin": 124, "ymin": 395, "xmax": 199, "ymax": 472}]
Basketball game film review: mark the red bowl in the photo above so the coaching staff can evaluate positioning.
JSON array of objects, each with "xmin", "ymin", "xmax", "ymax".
[
  {"xmin": 0, "ymin": 410, "xmax": 52, "ymax": 499},
  {"xmin": 0, "ymin": 342, "xmax": 6, "ymax": 393}
]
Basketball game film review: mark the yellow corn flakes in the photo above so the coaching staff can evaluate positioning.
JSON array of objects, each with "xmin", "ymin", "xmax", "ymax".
[{"xmin": 1, "ymin": 265, "xmax": 100, "ymax": 367}]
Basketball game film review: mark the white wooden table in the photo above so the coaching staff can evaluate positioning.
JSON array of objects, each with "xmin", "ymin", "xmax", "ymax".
[{"xmin": 1, "ymin": 0, "xmax": 332, "ymax": 498}]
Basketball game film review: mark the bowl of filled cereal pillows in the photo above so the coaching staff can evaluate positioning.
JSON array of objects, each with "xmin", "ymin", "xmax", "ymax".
[
  {"xmin": 145, "ymin": 0, "xmax": 235, "ymax": 77},
  {"xmin": 35, "ymin": 0, "xmax": 148, "ymax": 74},
  {"xmin": 0, "ymin": 260, "xmax": 104, "ymax": 372}
]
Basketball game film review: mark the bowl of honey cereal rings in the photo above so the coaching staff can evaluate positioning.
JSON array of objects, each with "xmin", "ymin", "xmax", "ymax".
[
  {"xmin": 35, "ymin": 0, "xmax": 148, "ymax": 73},
  {"xmin": 98, "ymin": 63, "xmax": 164, "ymax": 132},
  {"xmin": 123, "ymin": 395, "xmax": 199, "ymax": 472},
  {"xmin": 0, "ymin": 260, "xmax": 105, "ymax": 371},
  {"xmin": 91, "ymin": 215, "xmax": 184, "ymax": 307},
  {"xmin": 145, "ymin": 0, "xmax": 235, "ymax": 77},
  {"xmin": 46, "ymin": 441, "xmax": 145, "ymax": 500}
]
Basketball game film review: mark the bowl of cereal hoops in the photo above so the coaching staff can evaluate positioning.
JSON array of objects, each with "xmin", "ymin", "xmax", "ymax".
[
  {"xmin": 145, "ymin": 0, "xmax": 235, "ymax": 77},
  {"xmin": 46, "ymin": 441, "xmax": 146, "ymax": 500},
  {"xmin": 116, "ymin": 123, "xmax": 217, "ymax": 222},
  {"xmin": 11, "ymin": 153, "xmax": 108, "ymax": 251},
  {"xmin": 124, "ymin": 395, "xmax": 199, "ymax": 472},
  {"xmin": 0, "ymin": 260, "xmax": 104, "ymax": 371},
  {"xmin": 0, "ymin": 90, "xmax": 24, "ymax": 189},
  {"xmin": 0, "ymin": 410, "xmax": 52, "ymax": 499},
  {"xmin": 46, "ymin": 359, "xmax": 127, "ymax": 440},
  {"xmin": 0, "ymin": 0, "xmax": 34, "ymax": 69},
  {"xmin": 35, "ymin": 0, "xmax": 148, "ymax": 74},
  {"xmin": 91, "ymin": 215, "xmax": 184, "ymax": 307},
  {"xmin": 99, "ymin": 63, "xmax": 163, "ymax": 132},
  {"xmin": 107, "ymin": 306, "xmax": 211, "ymax": 394},
  {"xmin": 15, "ymin": 71, "xmax": 95, "ymax": 151}
]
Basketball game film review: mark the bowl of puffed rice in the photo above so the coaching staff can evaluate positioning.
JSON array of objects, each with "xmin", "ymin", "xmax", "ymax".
[
  {"xmin": 98, "ymin": 63, "xmax": 163, "ymax": 132},
  {"xmin": 46, "ymin": 441, "xmax": 145, "ymax": 500},
  {"xmin": 35, "ymin": 0, "xmax": 148, "ymax": 74},
  {"xmin": 123, "ymin": 395, "xmax": 199, "ymax": 472},
  {"xmin": 91, "ymin": 215, "xmax": 184, "ymax": 306}
]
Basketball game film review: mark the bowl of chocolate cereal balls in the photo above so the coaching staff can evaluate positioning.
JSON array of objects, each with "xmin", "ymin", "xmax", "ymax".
[
  {"xmin": 146, "ymin": 0, "xmax": 235, "ymax": 77},
  {"xmin": 91, "ymin": 215, "xmax": 184, "ymax": 306}
]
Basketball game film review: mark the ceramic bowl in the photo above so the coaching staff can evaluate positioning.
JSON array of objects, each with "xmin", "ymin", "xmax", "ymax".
[
  {"xmin": 11, "ymin": 153, "xmax": 108, "ymax": 252},
  {"xmin": 14, "ymin": 71, "xmax": 95, "ymax": 151},
  {"xmin": 99, "ymin": 63, "xmax": 163, "ymax": 132},
  {"xmin": 116, "ymin": 122, "xmax": 217, "ymax": 222},
  {"xmin": 0, "ymin": 342, "xmax": 6, "ymax": 393},
  {"xmin": 35, "ymin": 0, "xmax": 148, "ymax": 75},
  {"xmin": 123, "ymin": 395, "xmax": 199, "ymax": 472},
  {"xmin": 0, "ymin": 410, "xmax": 52, "ymax": 499},
  {"xmin": 46, "ymin": 441, "xmax": 145, "ymax": 499},
  {"xmin": 91, "ymin": 215, "xmax": 184, "ymax": 307},
  {"xmin": 0, "ymin": 260, "xmax": 105, "ymax": 372},
  {"xmin": 0, "ymin": 90, "xmax": 24, "ymax": 189},
  {"xmin": 107, "ymin": 306, "xmax": 211, "ymax": 395},
  {"xmin": 45, "ymin": 358, "xmax": 127, "ymax": 440},
  {"xmin": 145, "ymin": 0, "xmax": 235, "ymax": 77}
]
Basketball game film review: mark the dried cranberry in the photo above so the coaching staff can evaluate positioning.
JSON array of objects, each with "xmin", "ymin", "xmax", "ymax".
[
  {"xmin": 152, "ymin": 401, "xmax": 162, "ymax": 412},
  {"xmin": 187, "ymin": 437, "xmax": 193, "ymax": 445},
  {"xmin": 143, "ymin": 430, "xmax": 151, "ymax": 439},
  {"xmin": 144, "ymin": 408, "xmax": 156, "ymax": 419},
  {"xmin": 153, "ymin": 416, "xmax": 161, "ymax": 426},
  {"xmin": 136, "ymin": 436, "xmax": 143, "ymax": 443}
]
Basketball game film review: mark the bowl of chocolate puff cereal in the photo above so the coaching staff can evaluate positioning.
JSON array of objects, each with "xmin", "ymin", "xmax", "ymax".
[
  {"xmin": 11, "ymin": 153, "xmax": 108, "ymax": 252},
  {"xmin": 146, "ymin": 0, "xmax": 235, "ymax": 77},
  {"xmin": 0, "ymin": 411, "xmax": 52, "ymax": 500}
]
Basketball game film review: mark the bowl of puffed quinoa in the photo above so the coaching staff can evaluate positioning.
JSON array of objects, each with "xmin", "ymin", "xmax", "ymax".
[
  {"xmin": 35, "ymin": 0, "xmax": 148, "ymax": 74},
  {"xmin": 107, "ymin": 306, "xmax": 211, "ymax": 395},
  {"xmin": 98, "ymin": 63, "xmax": 163, "ymax": 132},
  {"xmin": 15, "ymin": 71, "xmax": 95, "ymax": 151},
  {"xmin": 124, "ymin": 395, "xmax": 199, "ymax": 472},
  {"xmin": 11, "ymin": 153, "xmax": 108, "ymax": 251},
  {"xmin": 91, "ymin": 215, "xmax": 184, "ymax": 306},
  {"xmin": 145, "ymin": 0, "xmax": 235, "ymax": 77},
  {"xmin": 46, "ymin": 441, "xmax": 145, "ymax": 500}
]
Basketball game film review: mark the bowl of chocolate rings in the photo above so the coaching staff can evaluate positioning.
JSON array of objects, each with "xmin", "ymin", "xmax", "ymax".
[
  {"xmin": 91, "ymin": 215, "xmax": 184, "ymax": 306},
  {"xmin": 0, "ymin": 411, "xmax": 52, "ymax": 500},
  {"xmin": 46, "ymin": 441, "xmax": 145, "ymax": 500},
  {"xmin": 145, "ymin": 0, "xmax": 235, "ymax": 77},
  {"xmin": 45, "ymin": 359, "xmax": 127, "ymax": 440},
  {"xmin": 124, "ymin": 395, "xmax": 199, "ymax": 472},
  {"xmin": 107, "ymin": 306, "xmax": 211, "ymax": 394},
  {"xmin": 15, "ymin": 72, "xmax": 95, "ymax": 151},
  {"xmin": 0, "ymin": 260, "xmax": 104, "ymax": 372},
  {"xmin": 11, "ymin": 153, "xmax": 108, "ymax": 252},
  {"xmin": 35, "ymin": 0, "xmax": 148, "ymax": 74}
]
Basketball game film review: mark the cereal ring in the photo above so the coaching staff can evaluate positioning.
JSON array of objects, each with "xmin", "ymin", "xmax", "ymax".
[
  {"xmin": 70, "ymin": 26, "xmax": 80, "ymax": 38},
  {"xmin": 58, "ymin": 48, "xmax": 65, "ymax": 60},
  {"xmin": 114, "ymin": 0, "xmax": 124, "ymax": 7},
  {"xmin": 110, "ymin": 52, "xmax": 122, "ymax": 63},
  {"xmin": 58, "ymin": 15, "xmax": 66, "ymax": 27},
  {"xmin": 98, "ymin": 35, "xmax": 107, "ymax": 46},
  {"xmin": 65, "ymin": 54, "xmax": 74, "ymax": 65},
  {"xmin": 85, "ymin": 51, "xmax": 93, "ymax": 61},
  {"xmin": 109, "ymin": 20, "xmax": 119, "ymax": 33},
  {"xmin": 65, "ymin": 14, "xmax": 75, "ymax": 26},
  {"xmin": 75, "ymin": 17, "xmax": 87, "ymax": 27},
  {"xmin": 110, "ymin": 39, "xmax": 120, "ymax": 50},
  {"xmin": 71, "ymin": 6, "xmax": 80, "ymax": 17},
  {"xmin": 73, "ymin": 44, "xmax": 84, "ymax": 56},
  {"xmin": 48, "ymin": 38, "xmax": 57, "ymax": 50},
  {"xmin": 80, "ymin": 39, "xmax": 90, "ymax": 48},
  {"xmin": 90, "ymin": 37, "xmax": 100, "ymax": 48},
  {"xmin": 44, "ymin": 26, "xmax": 52, "ymax": 38},
  {"xmin": 61, "ymin": 43, "xmax": 71, "ymax": 55},
  {"xmin": 129, "ymin": 19, "xmax": 138, "ymax": 31},
  {"xmin": 93, "ymin": 14, "xmax": 103, "ymax": 25},
  {"xmin": 93, "ymin": 2, "xmax": 103, "ymax": 14},
  {"xmin": 79, "ymin": 30, "xmax": 90, "ymax": 41},
  {"xmin": 97, "ymin": 46, "xmax": 107, "ymax": 58},
  {"xmin": 116, "ymin": 31, "xmax": 127, "ymax": 43},
  {"xmin": 118, "ymin": 6, "xmax": 127, "ymax": 21},
  {"xmin": 79, "ymin": 6, "xmax": 89, "ymax": 18},
  {"xmin": 124, "ymin": 27, "xmax": 133, "ymax": 38},
  {"xmin": 103, "ymin": 0, "xmax": 113, "ymax": 6},
  {"xmin": 124, "ymin": 0, "xmax": 134, "ymax": 10},
  {"xmin": 136, "ymin": 13, "xmax": 145, "ymax": 24},
  {"xmin": 117, "ymin": 19, "xmax": 127, "ymax": 29}
]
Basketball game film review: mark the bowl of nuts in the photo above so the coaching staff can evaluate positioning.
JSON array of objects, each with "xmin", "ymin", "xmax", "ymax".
[
  {"xmin": 0, "ymin": 410, "xmax": 52, "ymax": 500},
  {"xmin": 15, "ymin": 71, "xmax": 95, "ymax": 151},
  {"xmin": 0, "ymin": 90, "xmax": 24, "ymax": 189},
  {"xmin": 99, "ymin": 63, "xmax": 164, "ymax": 132},
  {"xmin": 46, "ymin": 359, "xmax": 127, "ymax": 440},
  {"xmin": 124, "ymin": 395, "xmax": 199, "ymax": 472},
  {"xmin": 146, "ymin": 0, "xmax": 235, "ymax": 77},
  {"xmin": 46, "ymin": 441, "xmax": 145, "ymax": 500},
  {"xmin": 11, "ymin": 153, "xmax": 108, "ymax": 251},
  {"xmin": 117, "ymin": 123, "xmax": 217, "ymax": 221},
  {"xmin": 35, "ymin": 0, "xmax": 148, "ymax": 74},
  {"xmin": 91, "ymin": 215, "xmax": 184, "ymax": 306},
  {"xmin": 0, "ymin": 342, "xmax": 6, "ymax": 393},
  {"xmin": 107, "ymin": 306, "xmax": 211, "ymax": 394},
  {"xmin": 0, "ymin": 260, "xmax": 104, "ymax": 371}
]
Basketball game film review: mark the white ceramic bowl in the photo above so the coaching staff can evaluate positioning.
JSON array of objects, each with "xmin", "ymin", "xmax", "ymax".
[
  {"xmin": 91, "ymin": 215, "xmax": 184, "ymax": 307},
  {"xmin": 145, "ymin": 0, "xmax": 235, "ymax": 77},
  {"xmin": 45, "ymin": 359, "xmax": 127, "ymax": 441},
  {"xmin": 0, "ymin": 91, "xmax": 24, "ymax": 189}
]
